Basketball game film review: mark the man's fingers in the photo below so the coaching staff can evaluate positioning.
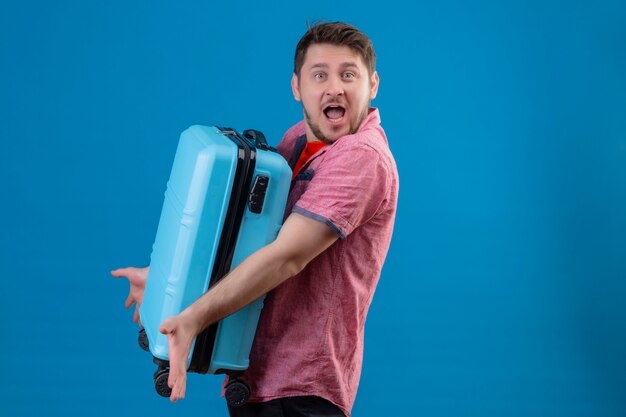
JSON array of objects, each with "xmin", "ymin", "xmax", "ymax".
[
  {"xmin": 167, "ymin": 367, "xmax": 176, "ymax": 402},
  {"xmin": 125, "ymin": 293, "xmax": 134, "ymax": 309},
  {"xmin": 173, "ymin": 387, "xmax": 185, "ymax": 402},
  {"xmin": 159, "ymin": 319, "xmax": 174, "ymax": 335},
  {"xmin": 169, "ymin": 375, "xmax": 186, "ymax": 402},
  {"xmin": 133, "ymin": 307, "xmax": 141, "ymax": 323},
  {"xmin": 111, "ymin": 267, "xmax": 132, "ymax": 278},
  {"xmin": 178, "ymin": 377, "xmax": 187, "ymax": 400}
]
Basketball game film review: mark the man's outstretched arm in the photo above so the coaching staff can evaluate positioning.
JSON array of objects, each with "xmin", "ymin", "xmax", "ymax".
[{"xmin": 159, "ymin": 212, "xmax": 339, "ymax": 402}]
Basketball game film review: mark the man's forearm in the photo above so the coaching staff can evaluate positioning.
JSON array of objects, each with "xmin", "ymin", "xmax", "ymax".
[
  {"xmin": 174, "ymin": 212, "xmax": 338, "ymax": 338},
  {"xmin": 178, "ymin": 240, "xmax": 302, "ymax": 335}
]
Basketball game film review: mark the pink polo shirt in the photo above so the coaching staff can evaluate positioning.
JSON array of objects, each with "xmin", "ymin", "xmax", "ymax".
[{"xmin": 240, "ymin": 108, "xmax": 399, "ymax": 416}]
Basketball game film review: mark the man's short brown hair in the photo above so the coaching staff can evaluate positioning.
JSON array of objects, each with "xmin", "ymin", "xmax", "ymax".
[{"xmin": 293, "ymin": 22, "xmax": 376, "ymax": 77}]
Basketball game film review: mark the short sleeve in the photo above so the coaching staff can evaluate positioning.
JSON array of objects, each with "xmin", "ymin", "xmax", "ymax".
[{"xmin": 292, "ymin": 142, "xmax": 390, "ymax": 239}]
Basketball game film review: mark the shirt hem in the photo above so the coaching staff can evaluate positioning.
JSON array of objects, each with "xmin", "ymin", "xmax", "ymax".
[{"xmin": 246, "ymin": 391, "xmax": 349, "ymax": 417}]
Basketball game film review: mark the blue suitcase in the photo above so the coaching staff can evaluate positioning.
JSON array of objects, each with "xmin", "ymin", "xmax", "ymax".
[{"xmin": 138, "ymin": 125, "xmax": 291, "ymax": 405}]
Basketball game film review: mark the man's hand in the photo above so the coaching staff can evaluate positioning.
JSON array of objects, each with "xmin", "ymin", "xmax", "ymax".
[
  {"xmin": 159, "ymin": 313, "xmax": 199, "ymax": 402},
  {"xmin": 111, "ymin": 266, "xmax": 149, "ymax": 325}
]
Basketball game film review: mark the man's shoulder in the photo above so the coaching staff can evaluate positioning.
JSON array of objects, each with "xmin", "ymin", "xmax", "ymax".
[
  {"xmin": 335, "ymin": 108, "xmax": 389, "ymax": 149},
  {"xmin": 336, "ymin": 126, "xmax": 386, "ymax": 150},
  {"xmin": 331, "ymin": 124, "xmax": 396, "ymax": 175},
  {"xmin": 279, "ymin": 121, "xmax": 306, "ymax": 147},
  {"xmin": 276, "ymin": 121, "xmax": 306, "ymax": 160}
]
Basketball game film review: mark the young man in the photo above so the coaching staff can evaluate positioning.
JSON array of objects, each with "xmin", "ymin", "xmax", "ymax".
[{"xmin": 112, "ymin": 22, "xmax": 398, "ymax": 417}]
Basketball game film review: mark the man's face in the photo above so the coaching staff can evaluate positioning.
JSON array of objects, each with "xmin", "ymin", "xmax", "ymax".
[{"xmin": 292, "ymin": 43, "xmax": 379, "ymax": 143}]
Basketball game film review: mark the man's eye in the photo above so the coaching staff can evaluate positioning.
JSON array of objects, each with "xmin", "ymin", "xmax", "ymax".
[
  {"xmin": 343, "ymin": 72, "xmax": 355, "ymax": 79},
  {"xmin": 314, "ymin": 73, "xmax": 326, "ymax": 80}
]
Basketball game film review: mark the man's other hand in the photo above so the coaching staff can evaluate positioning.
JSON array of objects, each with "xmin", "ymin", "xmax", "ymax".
[{"xmin": 111, "ymin": 266, "xmax": 149, "ymax": 325}]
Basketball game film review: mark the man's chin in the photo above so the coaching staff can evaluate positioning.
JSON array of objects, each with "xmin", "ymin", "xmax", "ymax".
[{"xmin": 321, "ymin": 125, "xmax": 351, "ymax": 143}]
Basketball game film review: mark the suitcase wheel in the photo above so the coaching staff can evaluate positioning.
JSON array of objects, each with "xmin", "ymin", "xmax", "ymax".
[
  {"xmin": 138, "ymin": 328, "xmax": 149, "ymax": 352},
  {"xmin": 154, "ymin": 369, "xmax": 172, "ymax": 398},
  {"xmin": 225, "ymin": 379, "xmax": 251, "ymax": 407}
]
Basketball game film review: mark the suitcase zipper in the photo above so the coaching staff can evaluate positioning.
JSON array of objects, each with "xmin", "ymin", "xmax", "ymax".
[{"xmin": 188, "ymin": 127, "xmax": 257, "ymax": 374}]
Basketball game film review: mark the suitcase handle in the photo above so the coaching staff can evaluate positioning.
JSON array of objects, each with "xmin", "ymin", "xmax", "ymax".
[{"xmin": 243, "ymin": 129, "xmax": 269, "ymax": 151}]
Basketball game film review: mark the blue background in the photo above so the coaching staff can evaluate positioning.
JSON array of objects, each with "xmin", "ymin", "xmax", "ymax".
[{"xmin": 1, "ymin": 1, "xmax": 625, "ymax": 416}]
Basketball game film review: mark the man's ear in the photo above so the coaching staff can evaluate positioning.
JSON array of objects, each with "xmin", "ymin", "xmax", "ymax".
[
  {"xmin": 291, "ymin": 73, "xmax": 301, "ymax": 101},
  {"xmin": 369, "ymin": 71, "xmax": 380, "ymax": 100}
]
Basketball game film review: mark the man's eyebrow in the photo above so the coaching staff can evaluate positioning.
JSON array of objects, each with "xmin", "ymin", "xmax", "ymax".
[
  {"xmin": 308, "ymin": 62, "xmax": 360, "ymax": 71},
  {"xmin": 309, "ymin": 63, "xmax": 329, "ymax": 70},
  {"xmin": 339, "ymin": 62, "xmax": 359, "ymax": 70}
]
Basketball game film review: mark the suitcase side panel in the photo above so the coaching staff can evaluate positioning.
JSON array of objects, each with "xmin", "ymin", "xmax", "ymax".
[
  {"xmin": 209, "ymin": 148, "xmax": 292, "ymax": 372},
  {"xmin": 140, "ymin": 126, "xmax": 238, "ymax": 361}
]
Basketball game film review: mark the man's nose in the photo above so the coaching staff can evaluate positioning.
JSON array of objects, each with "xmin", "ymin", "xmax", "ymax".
[{"xmin": 325, "ymin": 76, "xmax": 344, "ymax": 96}]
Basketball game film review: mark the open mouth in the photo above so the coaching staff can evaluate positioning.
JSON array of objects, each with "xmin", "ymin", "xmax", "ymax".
[{"xmin": 323, "ymin": 105, "xmax": 346, "ymax": 123}]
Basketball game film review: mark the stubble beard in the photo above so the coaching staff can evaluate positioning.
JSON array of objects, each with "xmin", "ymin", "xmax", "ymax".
[{"xmin": 303, "ymin": 105, "xmax": 369, "ymax": 144}]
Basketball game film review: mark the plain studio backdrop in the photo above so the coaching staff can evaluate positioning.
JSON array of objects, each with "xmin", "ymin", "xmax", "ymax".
[{"xmin": 1, "ymin": 1, "xmax": 624, "ymax": 416}]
